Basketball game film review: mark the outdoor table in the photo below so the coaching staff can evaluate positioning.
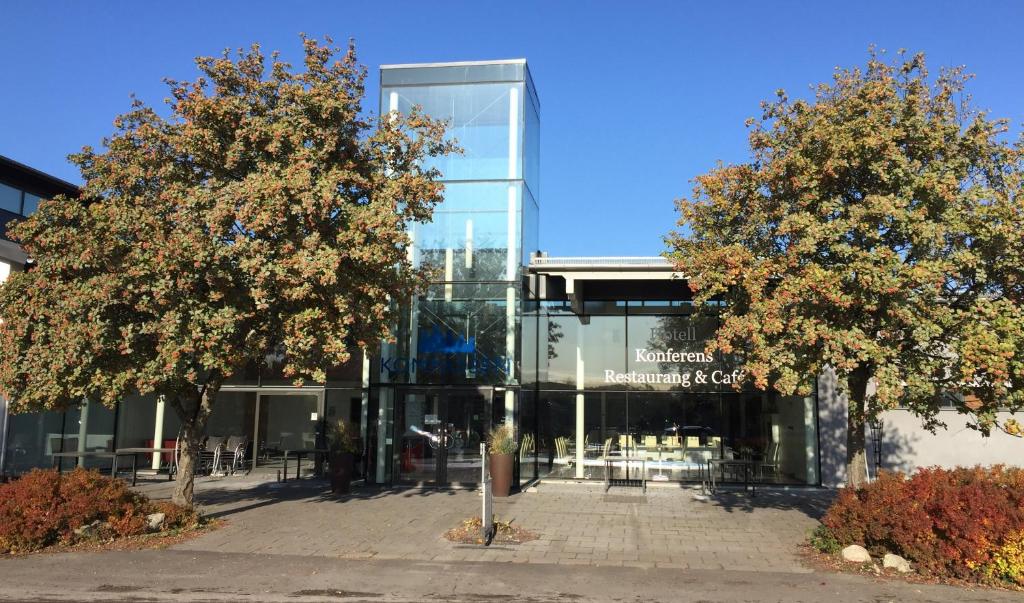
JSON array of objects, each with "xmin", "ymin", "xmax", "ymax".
[
  {"xmin": 114, "ymin": 447, "xmax": 177, "ymax": 486},
  {"xmin": 51, "ymin": 451, "xmax": 118, "ymax": 476},
  {"xmin": 704, "ymin": 458, "xmax": 760, "ymax": 496},
  {"xmin": 282, "ymin": 448, "xmax": 327, "ymax": 482}
]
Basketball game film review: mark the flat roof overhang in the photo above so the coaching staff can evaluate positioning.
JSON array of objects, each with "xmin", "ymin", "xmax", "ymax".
[{"xmin": 527, "ymin": 256, "xmax": 689, "ymax": 314}]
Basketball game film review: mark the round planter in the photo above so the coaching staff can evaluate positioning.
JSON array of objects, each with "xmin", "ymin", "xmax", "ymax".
[
  {"xmin": 489, "ymin": 452, "xmax": 514, "ymax": 497},
  {"xmin": 329, "ymin": 451, "xmax": 355, "ymax": 494}
]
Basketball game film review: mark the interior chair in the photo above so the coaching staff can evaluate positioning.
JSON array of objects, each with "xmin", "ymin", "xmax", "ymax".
[
  {"xmin": 644, "ymin": 435, "xmax": 659, "ymax": 450},
  {"xmin": 760, "ymin": 441, "xmax": 781, "ymax": 480},
  {"xmin": 618, "ymin": 434, "xmax": 634, "ymax": 456},
  {"xmin": 664, "ymin": 435, "xmax": 681, "ymax": 449},
  {"xmin": 519, "ymin": 433, "xmax": 535, "ymax": 462},
  {"xmin": 601, "ymin": 436, "xmax": 619, "ymax": 480},
  {"xmin": 553, "ymin": 436, "xmax": 572, "ymax": 467}
]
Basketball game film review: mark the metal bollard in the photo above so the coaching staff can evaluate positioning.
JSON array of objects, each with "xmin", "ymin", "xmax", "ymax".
[{"xmin": 480, "ymin": 442, "xmax": 495, "ymax": 546}]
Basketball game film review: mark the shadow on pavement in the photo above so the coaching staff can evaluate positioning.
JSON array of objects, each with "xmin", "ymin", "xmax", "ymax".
[{"xmin": 701, "ymin": 488, "xmax": 834, "ymax": 519}]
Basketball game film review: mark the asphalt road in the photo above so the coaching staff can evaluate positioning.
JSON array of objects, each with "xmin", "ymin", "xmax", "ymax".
[{"xmin": 0, "ymin": 549, "xmax": 1018, "ymax": 602}]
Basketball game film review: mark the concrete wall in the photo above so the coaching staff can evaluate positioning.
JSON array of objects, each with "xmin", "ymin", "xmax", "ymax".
[
  {"xmin": 817, "ymin": 367, "xmax": 1023, "ymax": 487},
  {"xmin": 817, "ymin": 368, "xmax": 848, "ymax": 487},
  {"xmin": 873, "ymin": 410, "xmax": 1024, "ymax": 474}
]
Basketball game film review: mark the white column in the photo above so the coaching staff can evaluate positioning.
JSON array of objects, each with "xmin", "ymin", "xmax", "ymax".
[
  {"xmin": 407, "ymin": 228, "xmax": 419, "ymax": 385},
  {"xmin": 152, "ymin": 396, "xmax": 166, "ymax": 469},
  {"xmin": 376, "ymin": 389, "xmax": 393, "ymax": 484},
  {"xmin": 76, "ymin": 401, "xmax": 90, "ymax": 468},
  {"xmin": 505, "ymin": 85, "xmax": 520, "ymax": 421},
  {"xmin": 444, "ymin": 248, "xmax": 454, "ymax": 302},
  {"xmin": 575, "ymin": 325, "xmax": 585, "ymax": 478},
  {"xmin": 804, "ymin": 395, "xmax": 819, "ymax": 484},
  {"xmin": 465, "ymin": 219, "xmax": 474, "ymax": 270},
  {"xmin": 360, "ymin": 349, "xmax": 370, "ymax": 442},
  {"xmin": 508, "ymin": 86, "xmax": 519, "ymax": 179}
]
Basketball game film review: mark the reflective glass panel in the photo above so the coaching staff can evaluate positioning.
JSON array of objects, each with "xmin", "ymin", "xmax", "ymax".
[{"xmin": 0, "ymin": 183, "xmax": 20, "ymax": 214}]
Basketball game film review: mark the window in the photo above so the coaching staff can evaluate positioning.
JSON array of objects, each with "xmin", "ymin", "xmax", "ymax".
[
  {"xmin": 0, "ymin": 182, "xmax": 20, "ymax": 214},
  {"xmin": 0, "ymin": 182, "xmax": 45, "ymax": 216},
  {"xmin": 21, "ymin": 193, "xmax": 41, "ymax": 215}
]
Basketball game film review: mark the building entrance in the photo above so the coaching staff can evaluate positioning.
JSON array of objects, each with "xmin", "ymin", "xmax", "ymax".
[{"xmin": 394, "ymin": 386, "xmax": 495, "ymax": 486}]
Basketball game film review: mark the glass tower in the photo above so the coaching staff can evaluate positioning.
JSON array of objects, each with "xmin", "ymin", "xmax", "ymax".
[{"xmin": 374, "ymin": 60, "xmax": 539, "ymax": 485}]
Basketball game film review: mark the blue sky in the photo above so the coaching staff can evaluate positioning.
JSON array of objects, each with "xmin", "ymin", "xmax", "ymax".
[{"xmin": 3, "ymin": 1, "xmax": 1022, "ymax": 256}]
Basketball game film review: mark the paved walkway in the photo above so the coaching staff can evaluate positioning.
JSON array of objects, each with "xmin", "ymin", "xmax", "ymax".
[{"xmin": 136, "ymin": 475, "xmax": 831, "ymax": 573}]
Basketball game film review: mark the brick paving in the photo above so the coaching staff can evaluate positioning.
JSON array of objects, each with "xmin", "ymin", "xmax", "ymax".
[{"xmin": 138, "ymin": 475, "xmax": 831, "ymax": 573}]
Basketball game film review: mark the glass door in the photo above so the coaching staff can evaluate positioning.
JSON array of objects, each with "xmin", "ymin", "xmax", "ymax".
[
  {"xmin": 444, "ymin": 389, "xmax": 491, "ymax": 484},
  {"xmin": 395, "ymin": 387, "xmax": 493, "ymax": 486},
  {"xmin": 395, "ymin": 389, "xmax": 444, "ymax": 485}
]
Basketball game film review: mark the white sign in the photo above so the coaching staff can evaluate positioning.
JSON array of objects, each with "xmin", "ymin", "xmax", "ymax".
[
  {"xmin": 424, "ymin": 414, "xmax": 440, "ymax": 425},
  {"xmin": 604, "ymin": 344, "xmax": 743, "ymax": 386}
]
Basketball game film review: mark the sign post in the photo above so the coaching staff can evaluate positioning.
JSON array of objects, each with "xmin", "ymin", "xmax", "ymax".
[{"xmin": 480, "ymin": 442, "xmax": 495, "ymax": 545}]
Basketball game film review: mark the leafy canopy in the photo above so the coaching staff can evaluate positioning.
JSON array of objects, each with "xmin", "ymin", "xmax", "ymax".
[
  {"xmin": 667, "ymin": 50, "xmax": 1024, "ymax": 433},
  {"xmin": 0, "ymin": 37, "xmax": 455, "ymax": 413}
]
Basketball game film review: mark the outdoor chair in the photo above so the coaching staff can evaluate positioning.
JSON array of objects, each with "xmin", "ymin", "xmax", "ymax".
[
  {"xmin": 224, "ymin": 436, "xmax": 250, "ymax": 475},
  {"xmin": 198, "ymin": 436, "xmax": 225, "ymax": 476}
]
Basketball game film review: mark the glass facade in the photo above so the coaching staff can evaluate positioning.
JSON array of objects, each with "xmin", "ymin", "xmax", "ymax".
[
  {"xmin": 375, "ymin": 60, "xmax": 540, "ymax": 486},
  {"xmin": 521, "ymin": 301, "xmax": 819, "ymax": 486}
]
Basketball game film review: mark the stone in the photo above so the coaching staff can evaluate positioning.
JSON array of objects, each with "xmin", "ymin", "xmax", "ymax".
[
  {"xmin": 73, "ymin": 519, "xmax": 102, "ymax": 539},
  {"xmin": 841, "ymin": 544, "xmax": 871, "ymax": 563},
  {"xmin": 883, "ymin": 553, "xmax": 912, "ymax": 573},
  {"xmin": 146, "ymin": 512, "xmax": 166, "ymax": 532}
]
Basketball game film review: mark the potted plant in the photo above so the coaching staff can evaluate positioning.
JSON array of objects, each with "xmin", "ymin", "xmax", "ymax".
[
  {"xmin": 327, "ymin": 419, "xmax": 359, "ymax": 494},
  {"xmin": 488, "ymin": 422, "xmax": 517, "ymax": 497}
]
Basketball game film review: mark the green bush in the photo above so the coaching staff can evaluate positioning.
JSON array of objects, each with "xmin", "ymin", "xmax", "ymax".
[
  {"xmin": 0, "ymin": 468, "xmax": 197, "ymax": 554},
  {"xmin": 809, "ymin": 524, "xmax": 841, "ymax": 554},
  {"xmin": 821, "ymin": 466, "xmax": 1024, "ymax": 584}
]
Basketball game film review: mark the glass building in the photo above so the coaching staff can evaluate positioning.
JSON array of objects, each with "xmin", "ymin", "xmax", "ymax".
[
  {"xmin": 0, "ymin": 61, "xmax": 821, "ymax": 489},
  {"xmin": 372, "ymin": 60, "xmax": 540, "ymax": 486}
]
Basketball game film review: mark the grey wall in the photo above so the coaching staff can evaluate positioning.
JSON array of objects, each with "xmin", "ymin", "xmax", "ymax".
[
  {"xmin": 817, "ymin": 367, "xmax": 1023, "ymax": 487},
  {"xmin": 817, "ymin": 369, "xmax": 848, "ymax": 487},
  {"xmin": 872, "ymin": 410, "xmax": 1024, "ymax": 474}
]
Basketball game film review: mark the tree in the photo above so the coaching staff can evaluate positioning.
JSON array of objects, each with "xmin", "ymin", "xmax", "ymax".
[
  {"xmin": 667, "ymin": 50, "xmax": 1024, "ymax": 487},
  {"xmin": 0, "ymin": 36, "xmax": 455, "ymax": 505}
]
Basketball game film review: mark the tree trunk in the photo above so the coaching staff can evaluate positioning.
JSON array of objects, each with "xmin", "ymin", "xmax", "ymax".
[
  {"xmin": 170, "ymin": 385, "xmax": 217, "ymax": 507},
  {"xmin": 846, "ymin": 366, "xmax": 870, "ymax": 489},
  {"xmin": 172, "ymin": 418, "xmax": 204, "ymax": 506}
]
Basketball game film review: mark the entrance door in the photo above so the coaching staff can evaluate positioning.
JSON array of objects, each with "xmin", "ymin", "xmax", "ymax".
[{"xmin": 395, "ymin": 387, "xmax": 493, "ymax": 486}]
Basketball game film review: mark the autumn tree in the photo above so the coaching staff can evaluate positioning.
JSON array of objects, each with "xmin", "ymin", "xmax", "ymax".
[
  {"xmin": 0, "ymin": 37, "xmax": 454, "ymax": 505},
  {"xmin": 667, "ymin": 50, "xmax": 1024, "ymax": 487}
]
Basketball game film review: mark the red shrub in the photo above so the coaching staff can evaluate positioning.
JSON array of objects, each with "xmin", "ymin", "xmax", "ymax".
[
  {"xmin": 0, "ymin": 468, "xmax": 193, "ymax": 553},
  {"xmin": 149, "ymin": 500, "xmax": 200, "ymax": 531},
  {"xmin": 822, "ymin": 466, "xmax": 1024, "ymax": 580}
]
